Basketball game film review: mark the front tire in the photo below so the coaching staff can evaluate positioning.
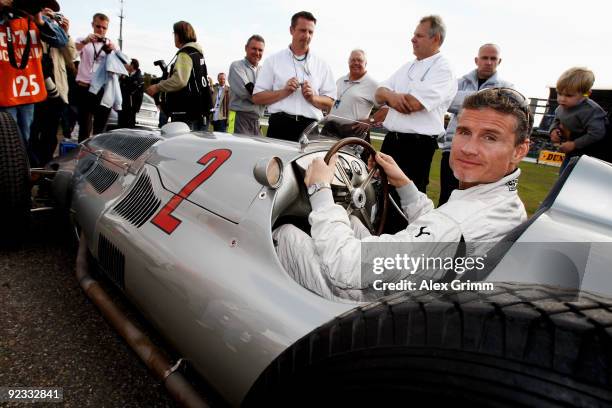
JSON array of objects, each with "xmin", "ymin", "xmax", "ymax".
[
  {"xmin": 0, "ymin": 112, "xmax": 31, "ymax": 244},
  {"xmin": 245, "ymin": 283, "xmax": 612, "ymax": 407}
]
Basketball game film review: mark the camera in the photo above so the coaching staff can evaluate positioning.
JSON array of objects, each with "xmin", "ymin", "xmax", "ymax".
[
  {"xmin": 96, "ymin": 36, "xmax": 108, "ymax": 43},
  {"xmin": 153, "ymin": 60, "xmax": 168, "ymax": 79},
  {"xmin": 151, "ymin": 60, "xmax": 169, "ymax": 109},
  {"xmin": 52, "ymin": 12, "xmax": 64, "ymax": 24}
]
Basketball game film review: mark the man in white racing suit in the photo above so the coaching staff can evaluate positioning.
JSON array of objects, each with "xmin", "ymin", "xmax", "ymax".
[{"xmin": 275, "ymin": 88, "xmax": 533, "ymax": 301}]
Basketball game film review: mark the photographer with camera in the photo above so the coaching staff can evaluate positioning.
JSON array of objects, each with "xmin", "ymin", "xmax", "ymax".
[
  {"xmin": 29, "ymin": 6, "xmax": 76, "ymax": 166},
  {"xmin": 74, "ymin": 12, "xmax": 116, "ymax": 141},
  {"xmin": 146, "ymin": 21, "xmax": 212, "ymax": 131},
  {"xmin": 0, "ymin": 0, "xmax": 67, "ymax": 146},
  {"xmin": 118, "ymin": 58, "xmax": 144, "ymax": 128}
]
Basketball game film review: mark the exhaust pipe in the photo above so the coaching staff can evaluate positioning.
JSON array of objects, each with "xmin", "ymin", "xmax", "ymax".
[{"xmin": 76, "ymin": 234, "xmax": 209, "ymax": 408}]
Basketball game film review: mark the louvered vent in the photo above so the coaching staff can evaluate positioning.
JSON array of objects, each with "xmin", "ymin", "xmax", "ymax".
[
  {"xmin": 86, "ymin": 163, "xmax": 119, "ymax": 194},
  {"xmin": 89, "ymin": 133, "xmax": 161, "ymax": 161},
  {"xmin": 98, "ymin": 234, "xmax": 125, "ymax": 290},
  {"xmin": 112, "ymin": 171, "xmax": 161, "ymax": 228}
]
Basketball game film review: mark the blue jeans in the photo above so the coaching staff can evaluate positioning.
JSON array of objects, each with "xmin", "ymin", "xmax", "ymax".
[
  {"xmin": 0, "ymin": 104, "xmax": 35, "ymax": 144},
  {"xmin": 212, "ymin": 119, "xmax": 227, "ymax": 132}
]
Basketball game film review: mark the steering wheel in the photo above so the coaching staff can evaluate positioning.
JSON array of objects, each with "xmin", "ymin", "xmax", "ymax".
[{"xmin": 324, "ymin": 137, "xmax": 389, "ymax": 235}]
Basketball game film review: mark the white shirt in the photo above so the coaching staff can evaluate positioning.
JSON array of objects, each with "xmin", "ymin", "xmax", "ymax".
[
  {"xmin": 379, "ymin": 53, "xmax": 457, "ymax": 135},
  {"xmin": 253, "ymin": 47, "xmax": 336, "ymax": 120},
  {"xmin": 329, "ymin": 73, "xmax": 379, "ymax": 121}
]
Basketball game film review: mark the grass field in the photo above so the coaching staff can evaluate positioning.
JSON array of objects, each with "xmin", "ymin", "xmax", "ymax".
[{"xmin": 261, "ymin": 126, "xmax": 560, "ymax": 217}]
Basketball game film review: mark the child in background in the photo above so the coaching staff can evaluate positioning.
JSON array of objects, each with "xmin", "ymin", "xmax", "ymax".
[{"xmin": 549, "ymin": 67, "xmax": 608, "ymax": 172}]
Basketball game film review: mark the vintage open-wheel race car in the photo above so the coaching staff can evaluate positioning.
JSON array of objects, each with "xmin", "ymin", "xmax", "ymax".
[{"xmin": 1, "ymin": 110, "xmax": 611, "ymax": 406}]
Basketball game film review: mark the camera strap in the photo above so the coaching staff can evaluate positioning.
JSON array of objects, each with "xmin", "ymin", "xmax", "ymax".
[
  {"xmin": 92, "ymin": 42, "xmax": 104, "ymax": 62},
  {"xmin": 4, "ymin": 17, "xmax": 33, "ymax": 70}
]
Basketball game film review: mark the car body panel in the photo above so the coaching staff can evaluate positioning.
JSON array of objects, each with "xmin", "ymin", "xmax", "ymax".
[
  {"xmin": 485, "ymin": 156, "xmax": 612, "ymax": 296},
  {"xmin": 53, "ymin": 129, "xmax": 357, "ymax": 405},
  {"xmin": 51, "ymin": 125, "xmax": 612, "ymax": 405}
]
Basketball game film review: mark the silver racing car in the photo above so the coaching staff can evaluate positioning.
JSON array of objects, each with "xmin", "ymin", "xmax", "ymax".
[{"xmin": 1, "ymin": 112, "xmax": 611, "ymax": 406}]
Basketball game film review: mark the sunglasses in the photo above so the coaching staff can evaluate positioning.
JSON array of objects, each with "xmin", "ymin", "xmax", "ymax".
[{"xmin": 478, "ymin": 87, "xmax": 532, "ymax": 124}]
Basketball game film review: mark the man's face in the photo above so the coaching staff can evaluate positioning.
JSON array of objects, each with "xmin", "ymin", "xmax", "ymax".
[
  {"xmin": 245, "ymin": 39, "xmax": 265, "ymax": 66},
  {"xmin": 348, "ymin": 51, "xmax": 367, "ymax": 79},
  {"xmin": 450, "ymin": 108, "xmax": 529, "ymax": 188},
  {"xmin": 218, "ymin": 73, "xmax": 226, "ymax": 86},
  {"xmin": 92, "ymin": 17, "xmax": 108, "ymax": 37},
  {"xmin": 290, "ymin": 17, "xmax": 315, "ymax": 50},
  {"xmin": 557, "ymin": 91, "xmax": 585, "ymax": 109},
  {"xmin": 411, "ymin": 21, "xmax": 439, "ymax": 60},
  {"xmin": 475, "ymin": 45, "xmax": 501, "ymax": 80}
]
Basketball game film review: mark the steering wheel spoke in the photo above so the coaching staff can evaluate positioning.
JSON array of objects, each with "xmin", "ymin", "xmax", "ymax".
[
  {"xmin": 359, "ymin": 208, "xmax": 374, "ymax": 232},
  {"xmin": 335, "ymin": 161, "xmax": 354, "ymax": 193},
  {"xmin": 324, "ymin": 137, "xmax": 389, "ymax": 235},
  {"xmin": 359, "ymin": 167, "xmax": 377, "ymax": 190}
]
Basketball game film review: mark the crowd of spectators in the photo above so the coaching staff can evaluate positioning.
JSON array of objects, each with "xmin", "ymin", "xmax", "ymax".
[
  {"xmin": 1, "ymin": 4, "xmax": 608, "ymax": 194},
  {"xmin": 0, "ymin": 0, "xmax": 143, "ymax": 166}
]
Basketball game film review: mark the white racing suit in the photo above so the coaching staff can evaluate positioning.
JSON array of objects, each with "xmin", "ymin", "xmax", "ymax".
[{"xmin": 274, "ymin": 170, "xmax": 527, "ymax": 301}]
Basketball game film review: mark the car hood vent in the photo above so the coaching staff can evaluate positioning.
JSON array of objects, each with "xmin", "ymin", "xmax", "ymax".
[
  {"xmin": 86, "ymin": 162, "xmax": 119, "ymax": 194},
  {"xmin": 89, "ymin": 133, "xmax": 161, "ymax": 161},
  {"xmin": 98, "ymin": 234, "xmax": 125, "ymax": 290},
  {"xmin": 112, "ymin": 171, "xmax": 161, "ymax": 228}
]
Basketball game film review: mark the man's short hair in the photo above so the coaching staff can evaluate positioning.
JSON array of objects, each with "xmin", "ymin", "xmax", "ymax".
[
  {"xmin": 173, "ymin": 21, "xmax": 197, "ymax": 44},
  {"xmin": 420, "ymin": 15, "xmax": 446, "ymax": 45},
  {"xmin": 291, "ymin": 11, "xmax": 316, "ymax": 27},
  {"xmin": 461, "ymin": 88, "xmax": 533, "ymax": 144},
  {"xmin": 246, "ymin": 34, "xmax": 265, "ymax": 47},
  {"xmin": 350, "ymin": 49, "xmax": 366, "ymax": 59},
  {"xmin": 556, "ymin": 67, "xmax": 595, "ymax": 95},
  {"xmin": 130, "ymin": 58, "xmax": 139, "ymax": 70},
  {"xmin": 93, "ymin": 13, "xmax": 109, "ymax": 22}
]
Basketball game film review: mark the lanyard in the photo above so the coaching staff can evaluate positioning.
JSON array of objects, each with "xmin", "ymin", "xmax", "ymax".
[
  {"xmin": 5, "ymin": 17, "xmax": 33, "ymax": 70},
  {"xmin": 289, "ymin": 47, "xmax": 310, "ymax": 83},
  {"xmin": 337, "ymin": 79, "xmax": 359, "ymax": 101},
  {"xmin": 92, "ymin": 42, "xmax": 105, "ymax": 63}
]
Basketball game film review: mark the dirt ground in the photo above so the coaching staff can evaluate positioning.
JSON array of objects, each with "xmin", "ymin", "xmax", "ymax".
[{"xmin": 0, "ymin": 212, "xmax": 221, "ymax": 407}]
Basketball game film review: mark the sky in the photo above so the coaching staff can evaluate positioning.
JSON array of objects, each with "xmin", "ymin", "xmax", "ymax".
[{"xmin": 57, "ymin": 0, "xmax": 612, "ymax": 101}]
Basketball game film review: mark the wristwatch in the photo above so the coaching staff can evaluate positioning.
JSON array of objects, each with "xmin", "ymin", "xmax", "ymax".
[{"xmin": 307, "ymin": 182, "xmax": 331, "ymax": 196}]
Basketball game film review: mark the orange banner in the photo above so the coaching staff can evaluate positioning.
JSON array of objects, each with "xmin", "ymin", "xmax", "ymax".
[{"xmin": 0, "ymin": 18, "xmax": 46, "ymax": 107}]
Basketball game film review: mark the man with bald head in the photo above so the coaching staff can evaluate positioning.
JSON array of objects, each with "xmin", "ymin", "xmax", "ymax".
[{"xmin": 438, "ymin": 43, "xmax": 514, "ymax": 205}]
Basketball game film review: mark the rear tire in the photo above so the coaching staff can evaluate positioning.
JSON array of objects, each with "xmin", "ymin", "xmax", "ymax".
[
  {"xmin": 245, "ymin": 283, "xmax": 612, "ymax": 407},
  {"xmin": 0, "ymin": 112, "xmax": 31, "ymax": 244}
]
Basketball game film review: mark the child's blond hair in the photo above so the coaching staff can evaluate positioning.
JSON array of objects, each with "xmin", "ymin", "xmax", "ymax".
[{"xmin": 556, "ymin": 67, "xmax": 595, "ymax": 95}]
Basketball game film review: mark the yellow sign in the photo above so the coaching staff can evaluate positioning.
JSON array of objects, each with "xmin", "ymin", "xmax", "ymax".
[{"xmin": 538, "ymin": 150, "xmax": 565, "ymax": 167}]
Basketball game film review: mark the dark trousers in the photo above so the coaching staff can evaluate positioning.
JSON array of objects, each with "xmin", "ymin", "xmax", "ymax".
[
  {"xmin": 171, "ymin": 113, "xmax": 206, "ymax": 131},
  {"xmin": 118, "ymin": 108, "xmax": 136, "ymax": 128},
  {"xmin": 267, "ymin": 112, "xmax": 316, "ymax": 142},
  {"xmin": 212, "ymin": 119, "xmax": 228, "ymax": 132},
  {"xmin": 61, "ymin": 103, "xmax": 78, "ymax": 138},
  {"xmin": 30, "ymin": 97, "xmax": 65, "ymax": 167},
  {"xmin": 380, "ymin": 131, "xmax": 437, "ymax": 233},
  {"xmin": 77, "ymin": 85, "xmax": 111, "ymax": 142},
  {"xmin": 438, "ymin": 151, "xmax": 459, "ymax": 206}
]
